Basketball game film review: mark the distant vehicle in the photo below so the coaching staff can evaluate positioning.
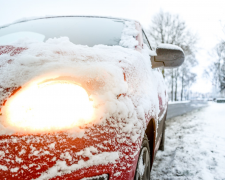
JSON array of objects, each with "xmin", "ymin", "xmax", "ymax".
[
  {"xmin": 216, "ymin": 98, "xmax": 225, "ymax": 103},
  {"xmin": 207, "ymin": 98, "xmax": 213, "ymax": 101},
  {"xmin": 0, "ymin": 16, "xmax": 184, "ymax": 180}
]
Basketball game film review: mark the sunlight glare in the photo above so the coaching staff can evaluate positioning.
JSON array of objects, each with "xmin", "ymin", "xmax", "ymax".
[{"xmin": 3, "ymin": 81, "xmax": 94, "ymax": 133}]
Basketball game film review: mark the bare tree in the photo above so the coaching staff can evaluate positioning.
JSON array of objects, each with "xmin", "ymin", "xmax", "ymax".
[
  {"xmin": 174, "ymin": 69, "xmax": 178, "ymax": 101},
  {"xmin": 148, "ymin": 10, "xmax": 197, "ymax": 56},
  {"xmin": 217, "ymin": 41, "xmax": 225, "ymax": 92},
  {"xmin": 148, "ymin": 10, "xmax": 198, "ymax": 101},
  {"xmin": 179, "ymin": 54, "xmax": 197, "ymax": 100},
  {"xmin": 204, "ymin": 40, "xmax": 225, "ymax": 95}
]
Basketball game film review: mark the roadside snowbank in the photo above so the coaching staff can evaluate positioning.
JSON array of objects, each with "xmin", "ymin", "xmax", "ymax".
[{"xmin": 151, "ymin": 102, "xmax": 225, "ymax": 180}]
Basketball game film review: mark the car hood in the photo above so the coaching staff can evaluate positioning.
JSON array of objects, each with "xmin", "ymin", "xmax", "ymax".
[{"xmin": 0, "ymin": 38, "xmax": 167, "ymax": 179}]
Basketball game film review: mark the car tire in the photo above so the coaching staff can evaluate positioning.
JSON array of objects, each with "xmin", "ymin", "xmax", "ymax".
[
  {"xmin": 134, "ymin": 134, "xmax": 151, "ymax": 180},
  {"xmin": 159, "ymin": 121, "xmax": 165, "ymax": 151}
]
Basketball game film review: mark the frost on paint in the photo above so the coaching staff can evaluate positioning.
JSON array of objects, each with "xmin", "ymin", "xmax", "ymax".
[{"xmin": 0, "ymin": 19, "xmax": 167, "ymax": 179}]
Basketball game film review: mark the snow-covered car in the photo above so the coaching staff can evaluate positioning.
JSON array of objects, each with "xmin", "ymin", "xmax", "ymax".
[
  {"xmin": 216, "ymin": 98, "xmax": 225, "ymax": 103},
  {"xmin": 0, "ymin": 16, "xmax": 184, "ymax": 180}
]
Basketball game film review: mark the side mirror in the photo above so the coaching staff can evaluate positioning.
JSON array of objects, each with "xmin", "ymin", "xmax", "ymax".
[{"xmin": 151, "ymin": 44, "xmax": 185, "ymax": 69}]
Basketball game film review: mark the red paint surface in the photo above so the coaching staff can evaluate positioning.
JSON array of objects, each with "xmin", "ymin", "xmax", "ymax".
[{"xmin": 0, "ymin": 124, "xmax": 142, "ymax": 179}]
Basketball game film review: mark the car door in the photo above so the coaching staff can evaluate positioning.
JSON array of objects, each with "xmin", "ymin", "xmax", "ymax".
[{"xmin": 141, "ymin": 29, "xmax": 167, "ymax": 153}]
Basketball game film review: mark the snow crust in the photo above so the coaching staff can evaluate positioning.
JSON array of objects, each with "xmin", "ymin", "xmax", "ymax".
[{"xmin": 158, "ymin": 43, "xmax": 183, "ymax": 52}]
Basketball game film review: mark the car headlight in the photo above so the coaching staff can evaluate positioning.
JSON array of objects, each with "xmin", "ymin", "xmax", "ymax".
[{"xmin": 2, "ymin": 79, "xmax": 94, "ymax": 133}]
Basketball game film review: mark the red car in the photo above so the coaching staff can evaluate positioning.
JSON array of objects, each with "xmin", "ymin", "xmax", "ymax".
[{"xmin": 0, "ymin": 16, "xmax": 184, "ymax": 180}]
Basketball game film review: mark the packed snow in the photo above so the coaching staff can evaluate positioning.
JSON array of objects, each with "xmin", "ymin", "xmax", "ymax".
[
  {"xmin": 137, "ymin": 149, "xmax": 145, "ymax": 176},
  {"xmin": 151, "ymin": 102, "xmax": 225, "ymax": 180}
]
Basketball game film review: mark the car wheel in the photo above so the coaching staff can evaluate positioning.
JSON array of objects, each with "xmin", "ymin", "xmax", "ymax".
[{"xmin": 134, "ymin": 134, "xmax": 151, "ymax": 180}]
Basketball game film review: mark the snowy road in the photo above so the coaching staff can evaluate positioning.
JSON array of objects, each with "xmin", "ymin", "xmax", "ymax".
[
  {"xmin": 167, "ymin": 100, "xmax": 208, "ymax": 119},
  {"xmin": 151, "ymin": 102, "xmax": 225, "ymax": 180}
]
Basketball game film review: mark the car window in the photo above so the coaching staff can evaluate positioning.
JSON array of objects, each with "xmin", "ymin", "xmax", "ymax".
[
  {"xmin": 0, "ymin": 17, "xmax": 124, "ymax": 47},
  {"xmin": 142, "ymin": 31, "xmax": 152, "ymax": 50}
]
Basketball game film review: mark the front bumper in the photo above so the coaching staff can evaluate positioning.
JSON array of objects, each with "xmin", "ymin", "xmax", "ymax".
[{"xmin": 0, "ymin": 130, "xmax": 140, "ymax": 180}]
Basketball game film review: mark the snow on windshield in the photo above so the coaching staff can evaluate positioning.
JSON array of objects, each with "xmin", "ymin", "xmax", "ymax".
[{"xmin": 0, "ymin": 17, "xmax": 124, "ymax": 47}]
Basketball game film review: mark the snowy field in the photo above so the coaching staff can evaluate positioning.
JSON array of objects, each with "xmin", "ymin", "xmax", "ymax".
[{"xmin": 151, "ymin": 102, "xmax": 225, "ymax": 180}]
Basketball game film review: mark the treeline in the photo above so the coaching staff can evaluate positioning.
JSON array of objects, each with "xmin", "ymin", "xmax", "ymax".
[
  {"xmin": 147, "ymin": 10, "xmax": 198, "ymax": 101},
  {"xmin": 204, "ymin": 31, "xmax": 225, "ymax": 95}
]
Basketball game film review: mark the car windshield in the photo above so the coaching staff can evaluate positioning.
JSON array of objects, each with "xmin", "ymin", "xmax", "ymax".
[{"xmin": 0, "ymin": 17, "xmax": 124, "ymax": 46}]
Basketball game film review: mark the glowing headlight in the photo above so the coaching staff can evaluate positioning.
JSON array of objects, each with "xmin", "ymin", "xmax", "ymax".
[{"xmin": 2, "ymin": 80, "xmax": 94, "ymax": 133}]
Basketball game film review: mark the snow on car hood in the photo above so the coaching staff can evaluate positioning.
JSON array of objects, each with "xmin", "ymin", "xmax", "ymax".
[{"xmin": 0, "ymin": 36, "xmax": 166, "ymax": 139}]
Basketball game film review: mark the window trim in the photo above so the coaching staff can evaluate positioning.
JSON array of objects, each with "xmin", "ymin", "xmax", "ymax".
[{"xmin": 142, "ymin": 30, "xmax": 152, "ymax": 50}]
